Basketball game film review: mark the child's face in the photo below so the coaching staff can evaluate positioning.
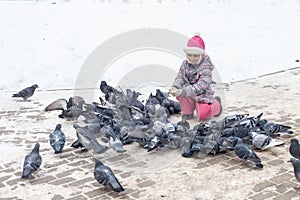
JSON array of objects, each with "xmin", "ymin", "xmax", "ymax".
[{"xmin": 186, "ymin": 54, "xmax": 201, "ymax": 65}]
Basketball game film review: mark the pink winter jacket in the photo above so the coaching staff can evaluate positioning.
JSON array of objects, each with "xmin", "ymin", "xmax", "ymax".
[{"xmin": 172, "ymin": 54, "xmax": 214, "ymax": 104}]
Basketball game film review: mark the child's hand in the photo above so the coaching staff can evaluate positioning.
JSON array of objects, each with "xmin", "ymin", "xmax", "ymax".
[{"xmin": 169, "ymin": 87, "xmax": 182, "ymax": 96}]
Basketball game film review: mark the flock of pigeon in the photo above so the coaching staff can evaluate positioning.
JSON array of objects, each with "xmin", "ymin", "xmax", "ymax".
[{"xmin": 11, "ymin": 81, "xmax": 300, "ymax": 192}]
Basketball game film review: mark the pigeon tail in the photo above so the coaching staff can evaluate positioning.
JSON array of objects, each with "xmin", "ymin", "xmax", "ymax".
[
  {"xmin": 110, "ymin": 179, "xmax": 125, "ymax": 192},
  {"xmin": 255, "ymin": 163, "xmax": 264, "ymax": 168},
  {"xmin": 21, "ymin": 168, "xmax": 33, "ymax": 179}
]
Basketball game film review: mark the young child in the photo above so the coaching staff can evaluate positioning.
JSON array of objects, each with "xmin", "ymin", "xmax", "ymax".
[{"xmin": 169, "ymin": 32, "xmax": 222, "ymax": 121}]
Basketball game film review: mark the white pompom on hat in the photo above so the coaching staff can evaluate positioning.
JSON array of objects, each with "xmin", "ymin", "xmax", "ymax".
[{"xmin": 183, "ymin": 32, "xmax": 205, "ymax": 55}]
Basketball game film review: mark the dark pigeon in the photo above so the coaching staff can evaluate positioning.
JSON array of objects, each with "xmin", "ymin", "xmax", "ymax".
[
  {"xmin": 259, "ymin": 119, "xmax": 293, "ymax": 134},
  {"xmin": 49, "ymin": 124, "xmax": 66, "ymax": 154},
  {"xmin": 100, "ymin": 81, "xmax": 121, "ymax": 104},
  {"xmin": 93, "ymin": 158, "xmax": 125, "ymax": 192},
  {"xmin": 21, "ymin": 143, "xmax": 42, "ymax": 179},
  {"xmin": 227, "ymin": 136, "xmax": 263, "ymax": 168},
  {"xmin": 289, "ymin": 157, "xmax": 300, "ymax": 189},
  {"xmin": 289, "ymin": 138, "xmax": 300, "ymax": 160},
  {"xmin": 12, "ymin": 84, "xmax": 38, "ymax": 101}
]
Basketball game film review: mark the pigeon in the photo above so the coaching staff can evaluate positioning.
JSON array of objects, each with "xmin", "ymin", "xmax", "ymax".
[
  {"xmin": 93, "ymin": 158, "xmax": 125, "ymax": 192},
  {"xmin": 59, "ymin": 100, "xmax": 84, "ymax": 120},
  {"xmin": 71, "ymin": 139, "xmax": 84, "ymax": 149},
  {"xmin": 251, "ymin": 131, "xmax": 271, "ymax": 150},
  {"xmin": 226, "ymin": 136, "xmax": 263, "ymax": 168},
  {"xmin": 100, "ymin": 125, "xmax": 126, "ymax": 153},
  {"xmin": 45, "ymin": 96, "xmax": 83, "ymax": 111},
  {"xmin": 289, "ymin": 138, "xmax": 300, "ymax": 160},
  {"xmin": 100, "ymin": 81, "xmax": 121, "ymax": 104},
  {"xmin": 259, "ymin": 119, "xmax": 293, "ymax": 134},
  {"xmin": 73, "ymin": 124, "xmax": 108, "ymax": 154},
  {"xmin": 12, "ymin": 84, "xmax": 38, "ymax": 101},
  {"xmin": 21, "ymin": 143, "xmax": 42, "ymax": 179},
  {"xmin": 289, "ymin": 157, "xmax": 300, "ymax": 189},
  {"xmin": 49, "ymin": 124, "xmax": 66, "ymax": 154}
]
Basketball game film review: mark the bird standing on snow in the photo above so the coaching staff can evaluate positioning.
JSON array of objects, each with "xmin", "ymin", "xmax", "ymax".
[
  {"xmin": 12, "ymin": 84, "xmax": 38, "ymax": 101},
  {"xmin": 289, "ymin": 138, "xmax": 300, "ymax": 160},
  {"xmin": 21, "ymin": 143, "xmax": 42, "ymax": 179},
  {"xmin": 93, "ymin": 158, "xmax": 124, "ymax": 192},
  {"xmin": 49, "ymin": 124, "xmax": 66, "ymax": 154},
  {"xmin": 289, "ymin": 157, "xmax": 300, "ymax": 189}
]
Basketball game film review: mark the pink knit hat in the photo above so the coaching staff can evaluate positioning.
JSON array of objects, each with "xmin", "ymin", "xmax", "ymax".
[{"xmin": 183, "ymin": 32, "xmax": 205, "ymax": 55}]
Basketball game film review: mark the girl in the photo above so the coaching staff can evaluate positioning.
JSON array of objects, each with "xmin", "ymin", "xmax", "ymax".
[{"xmin": 169, "ymin": 32, "xmax": 222, "ymax": 121}]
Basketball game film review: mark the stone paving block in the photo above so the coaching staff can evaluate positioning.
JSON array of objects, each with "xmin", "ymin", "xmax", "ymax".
[
  {"xmin": 119, "ymin": 171, "xmax": 131, "ymax": 178},
  {"xmin": 66, "ymin": 194, "xmax": 88, "ymax": 200},
  {"xmin": 126, "ymin": 161, "xmax": 147, "ymax": 168},
  {"xmin": 105, "ymin": 154, "xmax": 131, "ymax": 163},
  {"xmin": 51, "ymin": 194, "xmax": 64, "ymax": 200},
  {"xmin": 67, "ymin": 160, "xmax": 89, "ymax": 167},
  {"xmin": 272, "ymin": 190, "xmax": 300, "ymax": 200},
  {"xmin": 30, "ymin": 175, "xmax": 57, "ymax": 185},
  {"xmin": 276, "ymin": 182, "xmax": 296, "ymax": 193},
  {"xmin": 130, "ymin": 189, "xmax": 146, "ymax": 199},
  {"xmin": 269, "ymin": 173, "xmax": 294, "ymax": 184},
  {"xmin": 55, "ymin": 168, "xmax": 81, "ymax": 178},
  {"xmin": 6, "ymin": 178, "xmax": 22, "ymax": 186},
  {"xmin": 253, "ymin": 180, "xmax": 275, "ymax": 192},
  {"xmin": 137, "ymin": 180, "xmax": 156, "ymax": 188},
  {"xmin": 44, "ymin": 160, "xmax": 69, "ymax": 168},
  {"xmin": 206, "ymin": 155, "xmax": 230, "ymax": 165},
  {"xmin": 84, "ymin": 188, "xmax": 110, "ymax": 198},
  {"xmin": 68, "ymin": 177, "xmax": 95, "ymax": 187},
  {"xmin": 195, "ymin": 162, "xmax": 210, "ymax": 169},
  {"xmin": 48, "ymin": 177, "xmax": 76, "ymax": 185},
  {"xmin": 267, "ymin": 159, "xmax": 284, "ymax": 166},
  {"xmin": 249, "ymin": 191, "xmax": 280, "ymax": 200}
]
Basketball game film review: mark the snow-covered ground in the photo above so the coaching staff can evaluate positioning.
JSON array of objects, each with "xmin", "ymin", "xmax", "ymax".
[{"xmin": 0, "ymin": 0, "xmax": 299, "ymax": 92}]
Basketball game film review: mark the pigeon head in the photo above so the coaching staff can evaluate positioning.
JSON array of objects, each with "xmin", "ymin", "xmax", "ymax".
[
  {"xmin": 226, "ymin": 136, "xmax": 243, "ymax": 147},
  {"xmin": 33, "ymin": 143, "xmax": 40, "ymax": 153},
  {"xmin": 55, "ymin": 124, "xmax": 62, "ymax": 130},
  {"xmin": 291, "ymin": 138, "xmax": 299, "ymax": 145},
  {"xmin": 32, "ymin": 84, "xmax": 39, "ymax": 89},
  {"xmin": 94, "ymin": 158, "xmax": 104, "ymax": 167}
]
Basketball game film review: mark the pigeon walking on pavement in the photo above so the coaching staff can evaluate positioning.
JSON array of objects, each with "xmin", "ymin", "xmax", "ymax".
[
  {"xmin": 289, "ymin": 157, "xmax": 300, "ymax": 189},
  {"xmin": 93, "ymin": 158, "xmax": 125, "ymax": 192},
  {"xmin": 289, "ymin": 138, "xmax": 300, "ymax": 160},
  {"xmin": 12, "ymin": 84, "xmax": 38, "ymax": 101},
  {"xmin": 49, "ymin": 124, "xmax": 66, "ymax": 154},
  {"xmin": 21, "ymin": 143, "xmax": 42, "ymax": 179},
  {"xmin": 226, "ymin": 136, "xmax": 263, "ymax": 168}
]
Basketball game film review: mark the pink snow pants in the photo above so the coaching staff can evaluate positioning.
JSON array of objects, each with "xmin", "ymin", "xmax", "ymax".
[{"xmin": 176, "ymin": 96, "xmax": 221, "ymax": 121}]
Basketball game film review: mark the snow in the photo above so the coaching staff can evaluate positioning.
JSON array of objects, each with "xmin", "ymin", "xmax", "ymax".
[{"xmin": 0, "ymin": 0, "xmax": 299, "ymax": 92}]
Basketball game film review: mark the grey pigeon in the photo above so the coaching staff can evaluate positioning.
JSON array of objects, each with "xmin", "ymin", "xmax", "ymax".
[
  {"xmin": 289, "ymin": 157, "xmax": 300, "ymax": 189},
  {"xmin": 262, "ymin": 121, "xmax": 293, "ymax": 134},
  {"xmin": 251, "ymin": 131, "xmax": 271, "ymax": 150},
  {"xmin": 59, "ymin": 100, "xmax": 84, "ymax": 120},
  {"xmin": 73, "ymin": 124, "xmax": 108, "ymax": 154},
  {"xmin": 100, "ymin": 125, "xmax": 126, "ymax": 153},
  {"xmin": 49, "ymin": 124, "xmax": 66, "ymax": 154},
  {"xmin": 289, "ymin": 138, "xmax": 300, "ymax": 160},
  {"xmin": 93, "ymin": 158, "xmax": 125, "ymax": 192},
  {"xmin": 12, "ymin": 84, "xmax": 38, "ymax": 101},
  {"xmin": 21, "ymin": 143, "xmax": 42, "ymax": 179},
  {"xmin": 45, "ymin": 96, "xmax": 84, "ymax": 111},
  {"xmin": 227, "ymin": 137, "xmax": 263, "ymax": 168}
]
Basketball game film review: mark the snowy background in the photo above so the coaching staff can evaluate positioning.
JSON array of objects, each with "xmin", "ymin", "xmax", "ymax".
[{"xmin": 0, "ymin": 0, "xmax": 299, "ymax": 92}]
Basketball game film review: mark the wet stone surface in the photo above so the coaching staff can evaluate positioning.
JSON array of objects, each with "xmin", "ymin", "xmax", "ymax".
[{"xmin": 1, "ymin": 69, "xmax": 300, "ymax": 199}]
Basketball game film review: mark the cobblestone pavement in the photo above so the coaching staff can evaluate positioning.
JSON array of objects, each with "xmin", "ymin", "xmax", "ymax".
[{"xmin": 1, "ymin": 68, "xmax": 300, "ymax": 200}]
